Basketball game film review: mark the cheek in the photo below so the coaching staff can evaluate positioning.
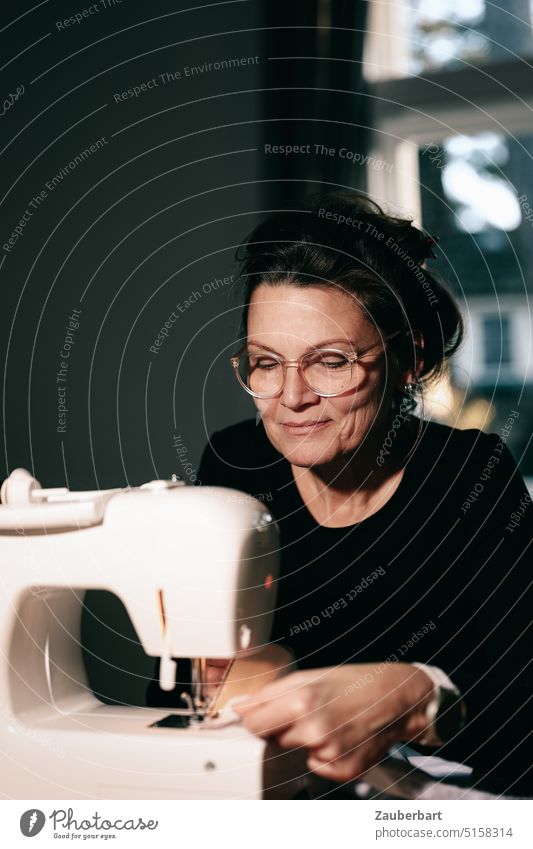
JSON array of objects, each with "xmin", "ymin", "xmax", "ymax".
[
  {"xmin": 330, "ymin": 387, "xmax": 378, "ymax": 419},
  {"xmin": 332, "ymin": 384, "xmax": 386, "ymax": 435},
  {"xmin": 255, "ymin": 398, "xmax": 272, "ymax": 418}
]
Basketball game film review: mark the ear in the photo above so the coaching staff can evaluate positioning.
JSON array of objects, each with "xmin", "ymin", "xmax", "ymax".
[{"xmin": 395, "ymin": 330, "xmax": 425, "ymax": 390}]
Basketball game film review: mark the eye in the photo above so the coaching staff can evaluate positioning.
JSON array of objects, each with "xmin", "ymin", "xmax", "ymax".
[
  {"xmin": 250, "ymin": 356, "xmax": 280, "ymax": 370},
  {"xmin": 313, "ymin": 352, "xmax": 351, "ymax": 369}
]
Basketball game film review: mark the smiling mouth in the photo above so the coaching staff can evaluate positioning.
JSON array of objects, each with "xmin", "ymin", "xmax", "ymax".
[{"xmin": 281, "ymin": 420, "xmax": 331, "ymax": 434}]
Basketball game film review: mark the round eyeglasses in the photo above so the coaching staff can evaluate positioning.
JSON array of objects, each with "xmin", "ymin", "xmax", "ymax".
[{"xmin": 230, "ymin": 332, "xmax": 401, "ymax": 399}]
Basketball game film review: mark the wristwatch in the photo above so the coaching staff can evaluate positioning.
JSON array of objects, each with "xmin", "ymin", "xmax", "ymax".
[{"xmin": 412, "ymin": 663, "xmax": 467, "ymax": 746}]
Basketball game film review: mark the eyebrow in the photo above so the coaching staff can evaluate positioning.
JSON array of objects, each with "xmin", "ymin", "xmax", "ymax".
[{"xmin": 246, "ymin": 338, "xmax": 358, "ymax": 355}]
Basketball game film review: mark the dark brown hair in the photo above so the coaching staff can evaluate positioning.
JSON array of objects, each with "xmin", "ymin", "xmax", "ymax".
[{"xmin": 233, "ymin": 189, "xmax": 463, "ymax": 412}]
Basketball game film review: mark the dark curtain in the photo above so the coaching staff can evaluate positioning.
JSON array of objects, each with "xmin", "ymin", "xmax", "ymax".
[{"xmin": 260, "ymin": 0, "xmax": 370, "ymax": 207}]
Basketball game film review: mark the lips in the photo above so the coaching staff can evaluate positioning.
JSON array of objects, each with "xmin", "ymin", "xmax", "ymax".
[{"xmin": 281, "ymin": 420, "xmax": 331, "ymax": 435}]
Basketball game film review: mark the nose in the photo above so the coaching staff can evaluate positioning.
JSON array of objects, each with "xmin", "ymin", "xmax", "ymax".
[{"xmin": 280, "ymin": 363, "xmax": 318, "ymax": 408}]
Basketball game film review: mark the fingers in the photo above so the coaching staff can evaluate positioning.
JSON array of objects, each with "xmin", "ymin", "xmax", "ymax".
[
  {"xmin": 234, "ymin": 669, "xmax": 339, "ymax": 740},
  {"xmin": 306, "ymin": 726, "xmax": 396, "ymax": 783},
  {"xmin": 276, "ymin": 718, "xmax": 333, "ymax": 750},
  {"xmin": 234, "ymin": 669, "xmax": 318, "ymax": 713},
  {"xmin": 206, "ymin": 665, "xmax": 226, "ymax": 683},
  {"xmin": 306, "ymin": 751, "xmax": 364, "ymax": 783},
  {"xmin": 236, "ymin": 694, "xmax": 308, "ymax": 737},
  {"xmin": 234, "ymin": 677, "xmax": 318, "ymax": 738},
  {"xmin": 306, "ymin": 743, "xmax": 383, "ymax": 784},
  {"xmin": 204, "ymin": 658, "xmax": 231, "ymax": 697},
  {"xmin": 277, "ymin": 716, "xmax": 367, "ymax": 753}
]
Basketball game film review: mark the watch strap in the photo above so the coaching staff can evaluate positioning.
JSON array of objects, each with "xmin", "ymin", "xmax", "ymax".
[{"xmin": 411, "ymin": 662, "xmax": 465, "ymax": 745}]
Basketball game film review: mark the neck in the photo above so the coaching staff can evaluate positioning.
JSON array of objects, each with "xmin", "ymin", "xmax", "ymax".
[
  {"xmin": 289, "ymin": 414, "xmax": 418, "ymax": 522},
  {"xmin": 292, "ymin": 449, "xmax": 380, "ymax": 499}
]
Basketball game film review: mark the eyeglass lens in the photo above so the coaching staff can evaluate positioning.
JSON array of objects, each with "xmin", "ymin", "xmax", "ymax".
[{"xmin": 238, "ymin": 350, "xmax": 355, "ymax": 397}]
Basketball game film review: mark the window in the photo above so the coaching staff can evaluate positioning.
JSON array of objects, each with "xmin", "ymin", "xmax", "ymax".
[
  {"xmin": 482, "ymin": 314, "xmax": 512, "ymax": 366},
  {"xmin": 418, "ymin": 130, "xmax": 533, "ymax": 299},
  {"xmin": 363, "ymin": 0, "xmax": 533, "ymax": 461},
  {"xmin": 364, "ymin": 0, "xmax": 533, "ymax": 81},
  {"xmin": 453, "ymin": 301, "xmax": 530, "ymax": 386}
]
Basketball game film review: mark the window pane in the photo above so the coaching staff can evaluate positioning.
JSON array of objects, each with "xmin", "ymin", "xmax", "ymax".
[
  {"xmin": 417, "ymin": 130, "xmax": 533, "ymax": 475},
  {"xmin": 482, "ymin": 314, "xmax": 512, "ymax": 365},
  {"xmin": 407, "ymin": 0, "xmax": 533, "ymax": 74},
  {"xmin": 365, "ymin": 0, "xmax": 533, "ymax": 79},
  {"xmin": 419, "ymin": 131, "xmax": 533, "ymax": 297}
]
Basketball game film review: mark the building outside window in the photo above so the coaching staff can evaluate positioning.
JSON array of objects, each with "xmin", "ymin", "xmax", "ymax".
[{"xmin": 363, "ymin": 0, "xmax": 533, "ymax": 481}]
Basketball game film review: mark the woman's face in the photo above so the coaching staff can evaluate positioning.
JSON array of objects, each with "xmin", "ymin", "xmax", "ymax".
[{"xmin": 246, "ymin": 283, "xmax": 403, "ymax": 468}]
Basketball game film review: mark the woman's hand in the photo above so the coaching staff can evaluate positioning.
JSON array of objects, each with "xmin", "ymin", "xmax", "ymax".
[
  {"xmin": 234, "ymin": 662, "xmax": 434, "ymax": 783},
  {"xmin": 205, "ymin": 658, "xmax": 231, "ymax": 699}
]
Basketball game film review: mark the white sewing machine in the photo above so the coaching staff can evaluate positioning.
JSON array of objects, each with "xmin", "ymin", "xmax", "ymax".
[{"xmin": 0, "ymin": 468, "xmax": 307, "ymax": 800}]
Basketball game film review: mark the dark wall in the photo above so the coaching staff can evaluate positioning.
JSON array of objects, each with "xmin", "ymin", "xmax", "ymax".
[
  {"xmin": 1, "ymin": 0, "xmax": 368, "ymax": 490},
  {"xmin": 1, "ymin": 0, "xmax": 265, "ymax": 489},
  {"xmin": 1, "ymin": 1, "xmax": 369, "ymax": 705}
]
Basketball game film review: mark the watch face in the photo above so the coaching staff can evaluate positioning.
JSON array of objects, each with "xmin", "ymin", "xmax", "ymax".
[{"xmin": 435, "ymin": 689, "xmax": 466, "ymax": 742}]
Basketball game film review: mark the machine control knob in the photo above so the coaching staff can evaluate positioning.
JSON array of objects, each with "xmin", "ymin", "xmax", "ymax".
[
  {"xmin": 140, "ymin": 479, "xmax": 186, "ymax": 492},
  {"xmin": 254, "ymin": 510, "xmax": 273, "ymax": 531},
  {"xmin": 0, "ymin": 468, "xmax": 42, "ymax": 505}
]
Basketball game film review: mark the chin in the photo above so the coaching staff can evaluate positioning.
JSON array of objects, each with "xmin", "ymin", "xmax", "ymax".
[{"xmin": 276, "ymin": 437, "xmax": 339, "ymax": 467}]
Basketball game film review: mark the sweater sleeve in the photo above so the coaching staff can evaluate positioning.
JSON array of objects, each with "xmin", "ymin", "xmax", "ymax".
[
  {"xmin": 196, "ymin": 423, "xmax": 269, "ymax": 493},
  {"xmin": 195, "ymin": 429, "xmax": 238, "ymax": 489},
  {"xmin": 196, "ymin": 431, "xmax": 221, "ymax": 486},
  {"xmin": 430, "ymin": 433, "xmax": 533, "ymax": 792},
  {"xmin": 195, "ymin": 429, "xmax": 245, "ymax": 489}
]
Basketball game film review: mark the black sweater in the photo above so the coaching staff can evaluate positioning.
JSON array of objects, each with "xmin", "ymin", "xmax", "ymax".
[{"xmin": 196, "ymin": 415, "xmax": 533, "ymax": 795}]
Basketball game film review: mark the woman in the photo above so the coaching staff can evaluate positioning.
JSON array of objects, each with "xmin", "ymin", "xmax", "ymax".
[{"xmin": 199, "ymin": 190, "xmax": 533, "ymax": 795}]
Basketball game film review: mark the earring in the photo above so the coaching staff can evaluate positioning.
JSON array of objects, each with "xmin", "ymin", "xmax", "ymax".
[{"xmin": 404, "ymin": 375, "xmax": 421, "ymax": 394}]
